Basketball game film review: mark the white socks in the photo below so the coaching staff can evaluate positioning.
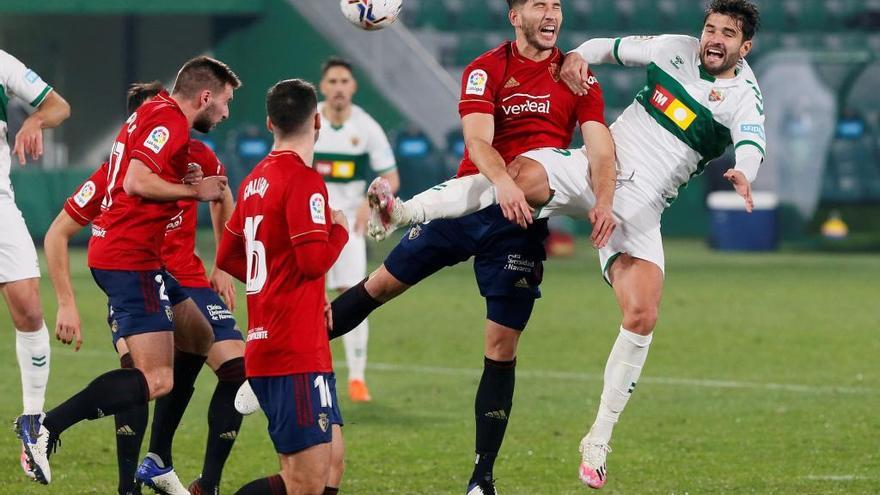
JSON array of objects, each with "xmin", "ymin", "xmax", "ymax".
[
  {"xmin": 16, "ymin": 323, "xmax": 51, "ymax": 414},
  {"xmin": 588, "ymin": 326, "xmax": 653, "ymax": 445},
  {"xmin": 403, "ymin": 174, "xmax": 496, "ymax": 224},
  {"xmin": 343, "ymin": 319, "xmax": 369, "ymax": 382}
]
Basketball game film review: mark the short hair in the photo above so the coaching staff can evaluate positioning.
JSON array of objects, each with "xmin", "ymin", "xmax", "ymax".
[
  {"xmin": 172, "ymin": 56, "xmax": 241, "ymax": 98},
  {"xmin": 266, "ymin": 79, "xmax": 318, "ymax": 137},
  {"xmin": 126, "ymin": 80, "xmax": 164, "ymax": 114},
  {"xmin": 705, "ymin": 0, "xmax": 761, "ymax": 41},
  {"xmin": 507, "ymin": 0, "xmax": 528, "ymax": 8},
  {"xmin": 321, "ymin": 57, "xmax": 354, "ymax": 77}
]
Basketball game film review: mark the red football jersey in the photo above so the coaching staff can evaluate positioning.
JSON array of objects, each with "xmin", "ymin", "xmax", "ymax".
[
  {"xmin": 64, "ymin": 162, "xmax": 109, "ymax": 227},
  {"xmin": 162, "ymin": 139, "xmax": 226, "ymax": 288},
  {"xmin": 457, "ymin": 42, "xmax": 605, "ymax": 177},
  {"xmin": 88, "ymin": 90, "xmax": 191, "ymax": 271},
  {"xmin": 225, "ymin": 150, "xmax": 335, "ymax": 376}
]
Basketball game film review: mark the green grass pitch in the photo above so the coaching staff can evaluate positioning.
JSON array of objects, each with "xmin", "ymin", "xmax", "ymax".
[{"xmin": 0, "ymin": 238, "xmax": 878, "ymax": 494}]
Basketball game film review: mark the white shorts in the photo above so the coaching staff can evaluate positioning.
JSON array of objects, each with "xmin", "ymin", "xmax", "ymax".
[
  {"xmin": 326, "ymin": 209, "xmax": 367, "ymax": 290},
  {"xmin": 0, "ymin": 202, "xmax": 40, "ymax": 283},
  {"xmin": 520, "ymin": 147, "xmax": 665, "ymax": 283}
]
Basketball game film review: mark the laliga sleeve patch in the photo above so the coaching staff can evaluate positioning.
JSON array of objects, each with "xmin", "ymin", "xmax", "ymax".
[
  {"xmin": 465, "ymin": 69, "xmax": 489, "ymax": 96},
  {"xmin": 73, "ymin": 181, "xmax": 96, "ymax": 208},
  {"xmin": 310, "ymin": 193, "xmax": 326, "ymax": 225},
  {"xmin": 144, "ymin": 126, "xmax": 170, "ymax": 154}
]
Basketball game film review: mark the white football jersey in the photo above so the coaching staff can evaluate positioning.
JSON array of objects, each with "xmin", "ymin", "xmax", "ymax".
[
  {"xmin": 0, "ymin": 50, "xmax": 53, "ymax": 202},
  {"xmin": 577, "ymin": 35, "xmax": 766, "ymax": 206},
  {"xmin": 314, "ymin": 102, "xmax": 396, "ymax": 213}
]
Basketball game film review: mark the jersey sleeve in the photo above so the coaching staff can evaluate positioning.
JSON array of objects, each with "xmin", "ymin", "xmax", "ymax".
[
  {"xmin": 576, "ymin": 70, "xmax": 606, "ymax": 126},
  {"xmin": 459, "ymin": 54, "xmax": 502, "ymax": 118},
  {"xmin": 129, "ymin": 109, "xmax": 189, "ymax": 174},
  {"xmin": 363, "ymin": 115, "xmax": 397, "ymax": 174},
  {"xmin": 188, "ymin": 139, "xmax": 225, "ymax": 177},
  {"xmin": 63, "ymin": 162, "xmax": 109, "ymax": 226},
  {"xmin": 731, "ymin": 81, "xmax": 767, "ymax": 182},
  {"xmin": 224, "ymin": 183, "xmax": 246, "ymax": 237},
  {"xmin": 0, "ymin": 50, "xmax": 53, "ymax": 108},
  {"xmin": 287, "ymin": 172, "xmax": 331, "ymax": 247},
  {"xmin": 574, "ymin": 35, "xmax": 695, "ymax": 68}
]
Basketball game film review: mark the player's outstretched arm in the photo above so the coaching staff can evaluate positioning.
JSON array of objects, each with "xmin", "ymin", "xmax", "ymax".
[
  {"xmin": 13, "ymin": 91, "xmax": 70, "ymax": 165},
  {"xmin": 463, "ymin": 113, "xmax": 533, "ymax": 229},
  {"xmin": 582, "ymin": 122, "xmax": 618, "ymax": 248},
  {"xmin": 124, "ymin": 160, "xmax": 227, "ymax": 202},
  {"xmin": 44, "ymin": 210, "xmax": 85, "ymax": 350},
  {"xmin": 563, "ymin": 36, "xmax": 663, "ymax": 94}
]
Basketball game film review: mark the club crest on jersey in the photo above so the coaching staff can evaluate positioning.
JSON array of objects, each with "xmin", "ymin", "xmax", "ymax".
[
  {"xmin": 144, "ymin": 126, "xmax": 170, "ymax": 153},
  {"xmin": 408, "ymin": 224, "xmax": 422, "ymax": 240},
  {"xmin": 501, "ymin": 93, "xmax": 551, "ymax": 116},
  {"xmin": 709, "ymin": 88, "xmax": 725, "ymax": 102},
  {"xmin": 650, "ymin": 85, "xmax": 696, "ymax": 130},
  {"xmin": 350, "ymin": 135, "xmax": 361, "ymax": 147},
  {"xmin": 73, "ymin": 180, "xmax": 96, "ymax": 208},
  {"xmin": 318, "ymin": 413, "xmax": 330, "ymax": 433},
  {"xmin": 549, "ymin": 63, "xmax": 560, "ymax": 82},
  {"xmin": 465, "ymin": 69, "xmax": 488, "ymax": 96},
  {"xmin": 310, "ymin": 193, "xmax": 326, "ymax": 224}
]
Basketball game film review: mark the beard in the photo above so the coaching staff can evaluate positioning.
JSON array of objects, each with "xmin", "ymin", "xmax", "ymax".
[
  {"xmin": 700, "ymin": 50, "xmax": 739, "ymax": 76},
  {"xmin": 193, "ymin": 107, "xmax": 219, "ymax": 134},
  {"xmin": 522, "ymin": 20, "xmax": 556, "ymax": 52}
]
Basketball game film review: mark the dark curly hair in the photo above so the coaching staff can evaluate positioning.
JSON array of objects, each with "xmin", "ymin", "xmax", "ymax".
[{"xmin": 705, "ymin": 0, "xmax": 761, "ymax": 41}]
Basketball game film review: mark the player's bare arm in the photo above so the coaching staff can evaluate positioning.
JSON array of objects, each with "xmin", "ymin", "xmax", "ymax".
[
  {"xmin": 581, "ymin": 121, "xmax": 617, "ymax": 248},
  {"xmin": 13, "ymin": 90, "xmax": 71, "ymax": 165},
  {"xmin": 43, "ymin": 210, "xmax": 85, "ymax": 350},
  {"xmin": 462, "ymin": 112, "xmax": 532, "ymax": 229},
  {"xmin": 209, "ymin": 186, "xmax": 237, "ymax": 309},
  {"xmin": 123, "ymin": 159, "xmax": 227, "ymax": 202}
]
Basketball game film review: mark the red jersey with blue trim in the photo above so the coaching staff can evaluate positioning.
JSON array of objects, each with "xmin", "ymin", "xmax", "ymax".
[
  {"xmin": 457, "ymin": 42, "xmax": 605, "ymax": 177},
  {"xmin": 225, "ymin": 150, "xmax": 335, "ymax": 376},
  {"xmin": 88, "ymin": 90, "xmax": 191, "ymax": 271}
]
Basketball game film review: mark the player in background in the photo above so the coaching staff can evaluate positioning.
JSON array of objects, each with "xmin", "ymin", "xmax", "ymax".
[
  {"xmin": 328, "ymin": 1, "xmax": 617, "ymax": 493},
  {"xmin": 366, "ymin": 0, "xmax": 765, "ymax": 489},
  {"xmin": 217, "ymin": 79, "xmax": 349, "ymax": 495},
  {"xmin": 316, "ymin": 57, "xmax": 399, "ymax": 402},
  {"xmin": 45, "ymin": 81, "xmax": 246, "ymax": 495},
  {"xmin": 17, "ymin": 57, "xmax": 239, "ymax": 488},
  {"xmin": 0, "ymin": 49, "xmax": 71, "ymax": 476}
]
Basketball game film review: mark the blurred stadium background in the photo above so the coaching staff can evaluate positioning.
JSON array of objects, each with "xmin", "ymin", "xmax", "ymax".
[
  {"xmin": 1, "ymin": 1, "xmax": 880, "ymax": 494},
  {"xmin": 2, "ymin": 0, "xmax": 880, "ymax": 250}
]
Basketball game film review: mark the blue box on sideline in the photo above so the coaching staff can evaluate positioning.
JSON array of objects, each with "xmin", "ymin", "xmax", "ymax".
[{"xmin": 707, "ymin": 191, "xmax": 779, "ymax": 251}]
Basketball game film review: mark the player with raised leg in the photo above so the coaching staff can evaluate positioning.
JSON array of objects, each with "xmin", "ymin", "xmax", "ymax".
[
  {"xmin": 218, "ymin": 79, "xmax": 349, "ymax": 495},
  {"xmin": 0, "ymin": 49, "xmax": 71, "ymax": 478},
  {"xmin": 366, "ymin": 0, "xmax": 765, "ymax": 489},
  {"xmin": 329, "ymin": 1, "xmax": 617, "ymax": 493},
  {"xmin": 17, "ymin": 57, "xmax": 239, "ymax": 489},
  {"xmin": 316, "ymin": 57, "xmax": 399, "ymax": 402}
]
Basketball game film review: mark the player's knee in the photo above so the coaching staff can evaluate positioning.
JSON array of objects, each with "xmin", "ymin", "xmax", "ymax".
[
  {"xmin": 13, "ymin": 305, "xmax": 44, "ymax": 332},
  {"xmin": 366, "ymin": 267, "xmax": 408, "ymax": 302},
  {"xmin": 144, "ymin": 366, "xmax": 174, "ymax": 399},
  {"xmin": 623, "ymin": 306, "xmax": 658, "ymax": 335},
  {"xmin": 512, "ymin": 160, "xmax": 550, "ymax": 207}
]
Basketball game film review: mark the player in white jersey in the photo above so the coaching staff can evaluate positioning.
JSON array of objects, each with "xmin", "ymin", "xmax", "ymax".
[
  {"xmin": 366, "ymin": 0, "xmax": 765, "ymax": 489},
  {"xmin": 316, "ymin": 58, "xmax": 399, "ymax": 404},
  {"xmin": 0, "ymin": 49, "xmax": 71, "ymax": 478}
]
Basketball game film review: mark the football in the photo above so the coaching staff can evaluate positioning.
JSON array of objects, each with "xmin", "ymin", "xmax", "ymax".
[{"xmin": 340, "ymin": 0, "xmax": 402, "ymax": 31}]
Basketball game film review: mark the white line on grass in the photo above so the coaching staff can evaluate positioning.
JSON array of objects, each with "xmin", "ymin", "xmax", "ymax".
[
  {"xmin": 803, "ymin": 475, "xmax": 870, "ymax": 481},
  {"xmin": 341, "ymin": 361, "xmax": 879, "ymax": 396}
]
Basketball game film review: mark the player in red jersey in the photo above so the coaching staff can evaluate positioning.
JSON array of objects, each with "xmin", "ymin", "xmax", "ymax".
[
  {"xmin": 18, "ymin": 58, "xmax": 240, "ymax": 488},
  {"xmin": 328, "ymin": 2, "xmax": 617, "ymax": 493},
  {"xmin": 43, "ymin": 81, "xmax": 247, "ymax": 495},
  {"xmin": 218, "ymin": 79, "xmax": 349, "ymax": 495}
]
